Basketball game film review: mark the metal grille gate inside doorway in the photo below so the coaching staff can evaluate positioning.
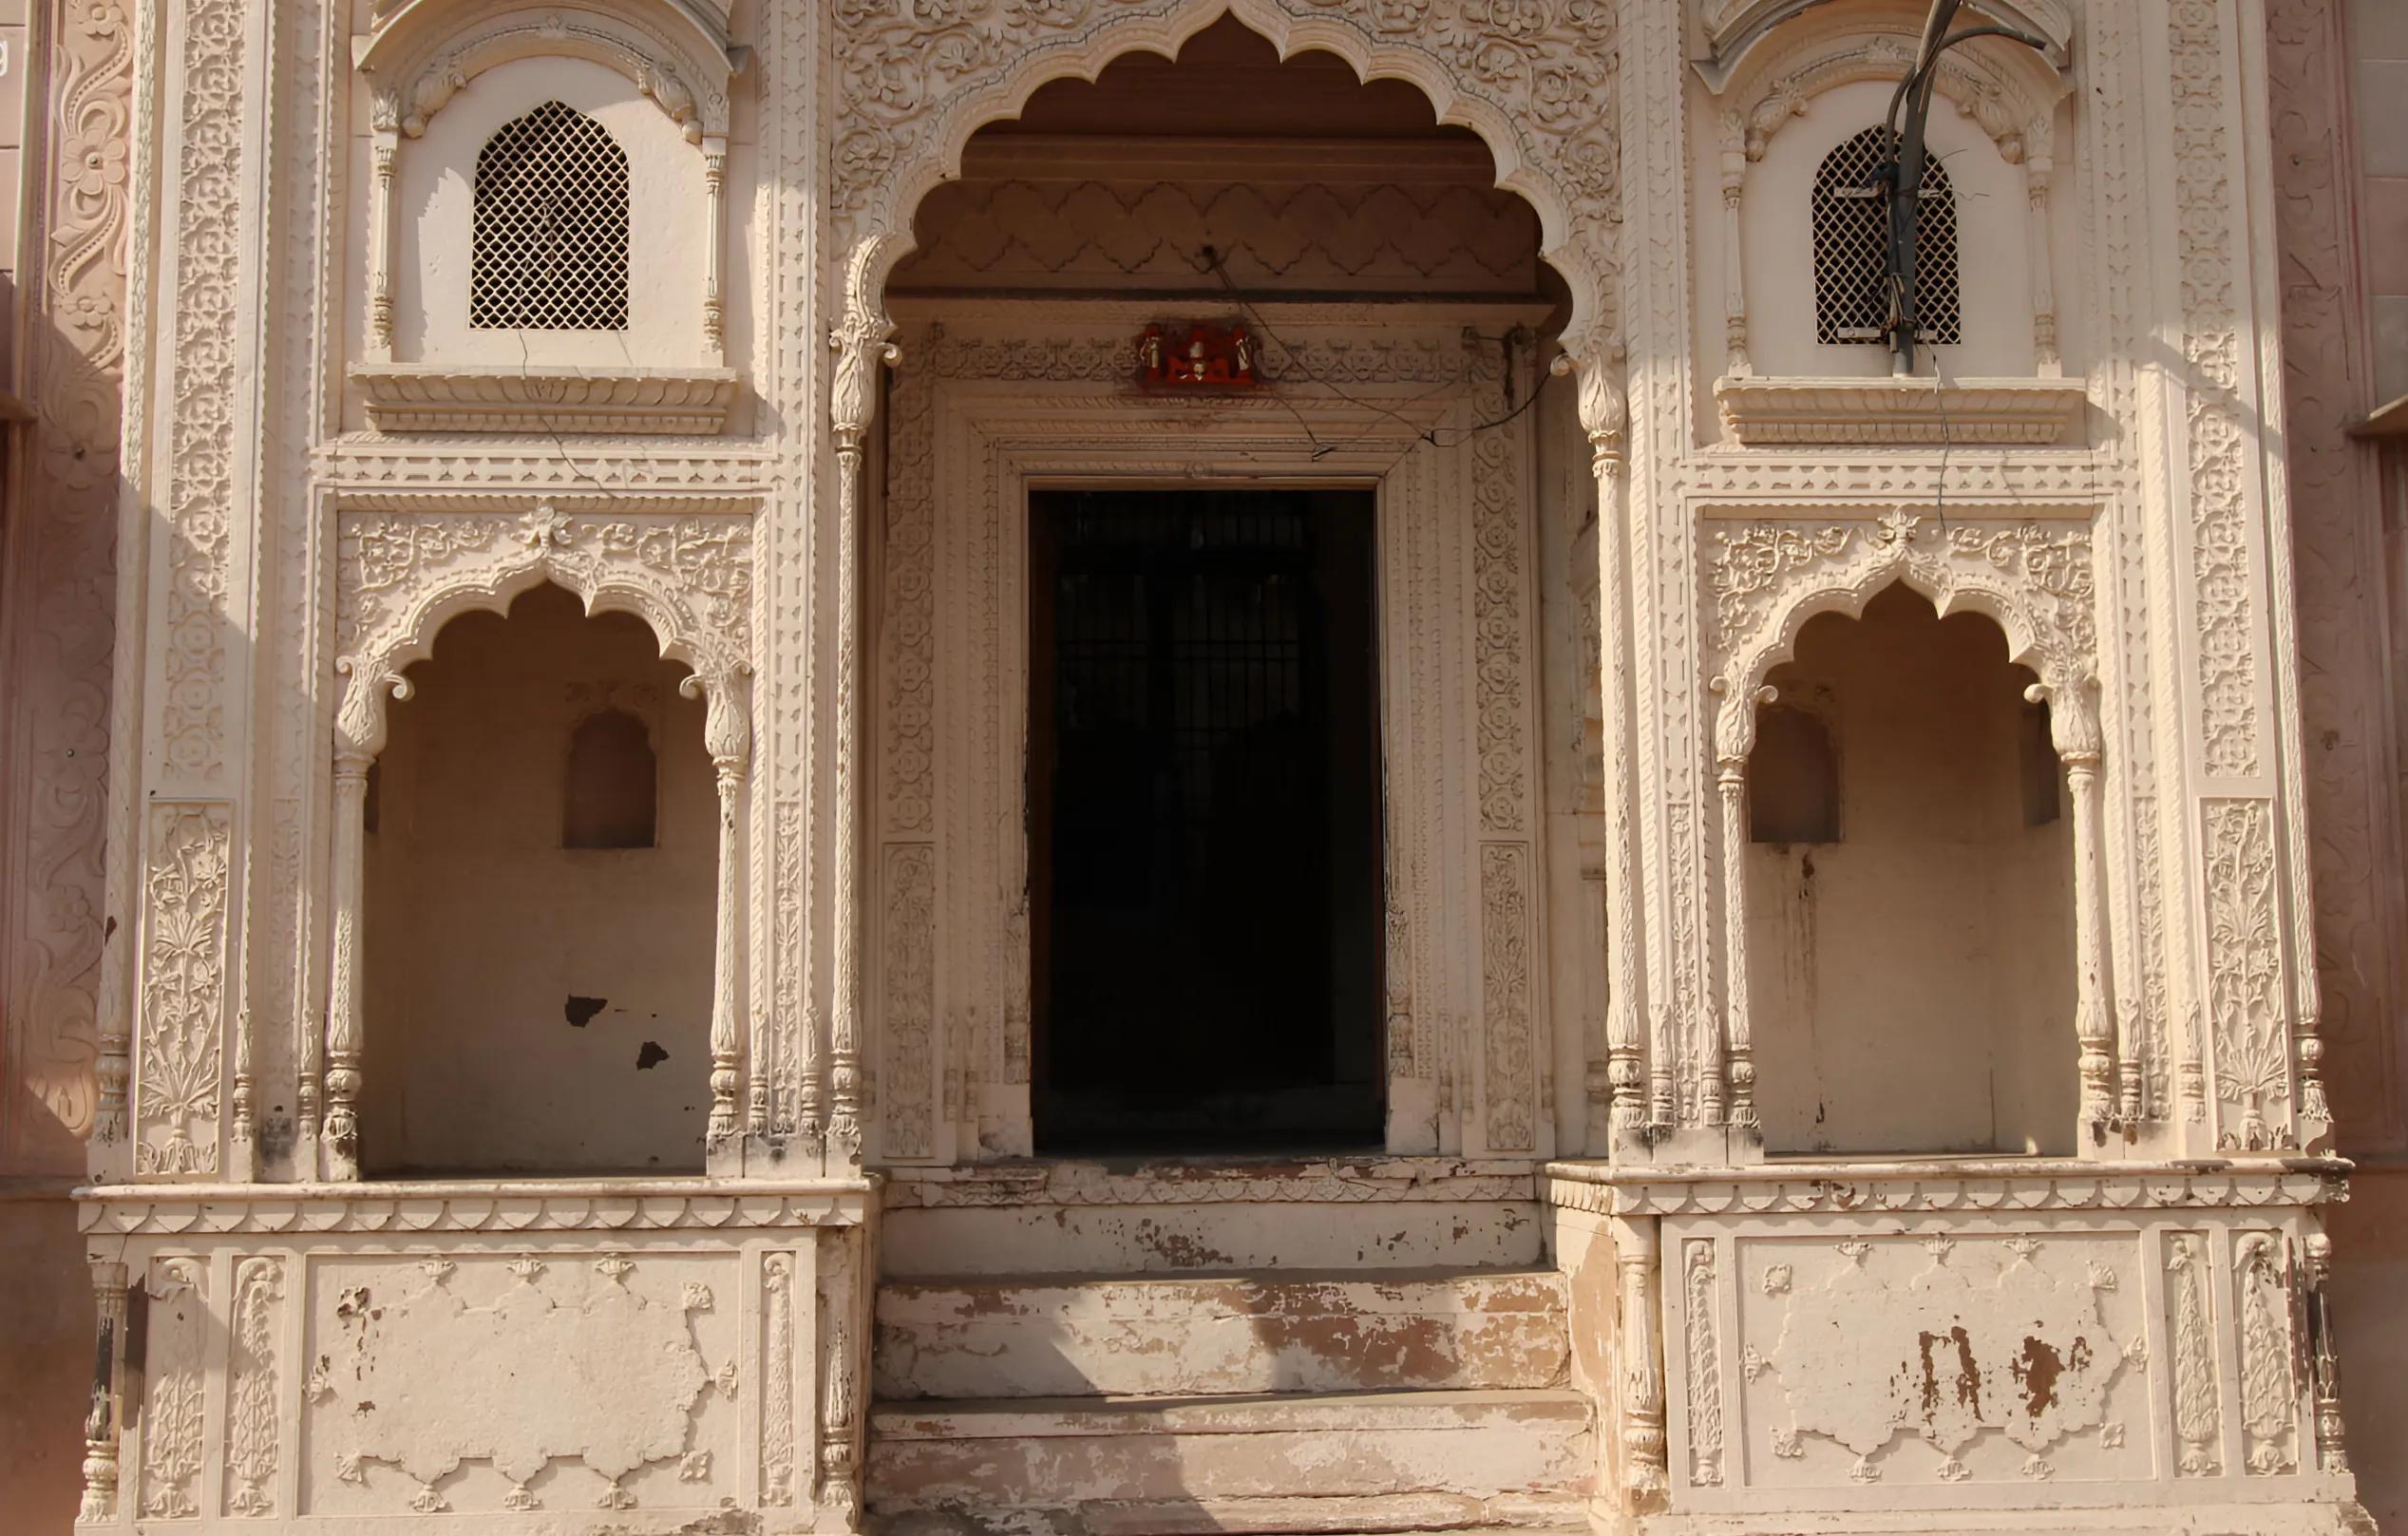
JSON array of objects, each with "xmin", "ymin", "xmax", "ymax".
[{"xmin": 1029, "ymin": 488, "xmax": 1384, "ymax": 1152}]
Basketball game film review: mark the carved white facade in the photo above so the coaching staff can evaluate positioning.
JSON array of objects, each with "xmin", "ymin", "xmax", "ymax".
[{"xmin": 0, "ymin": 0, "xmax": 2388, "ymax": 1533}]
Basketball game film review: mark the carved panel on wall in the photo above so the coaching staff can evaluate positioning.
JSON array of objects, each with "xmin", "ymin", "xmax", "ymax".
[
  {"xmin": 1706, "ymin": 514, "xmax": 2098, "ymax": 739},
  {"xmin": 332, "ymin": 505, "xmax": 755, "ymax": 754},
  {"xmin": 141, "ymin": 1258, "xmax": 209, "ymax": 1519},
  {"xmin": 136, "ymin": 803, "xmax": 232, "ymax": 1176},
  {"xmin": 160, "ymin": 0, "xmax": 248, "ymax": 786},
  {"xmin": 2202, "ymin": 799, "xmax": 2289, "ymax": 1149},
  {"xmin": 304, "ymin": 1254, "xmax": 736, "ymax": 1515},
  {"xmin": 1674, "ymin": 1225, "xmax": 2152, "ymax": 1495},
  {"xmin": 2168, "ymin": 0, "xmax": 2261, "ymax": 782},
  {"xmin": 225, "ymin": 1257, "xmax": 286, "ymax": 1516}
]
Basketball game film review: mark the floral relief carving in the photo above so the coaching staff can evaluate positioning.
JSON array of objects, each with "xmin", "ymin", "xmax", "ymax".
[
  {"xmin": 2204, "ymin": 799, "xmax": 2289, "ymax": 1149},
  {"xmin": 881, "ymin": 845, "xmax": 939, "ymax": 1160},
  {"xmin": 9, "ymin": 0, "xmax": 133, "ymax": 1154},
  {"xmin": 2169, "ymin": 0, "xmax": 2258, "ymax": 779},
  {"xmin": 1706, "ymin": 514, "xmax": 2099, "ymax": 758},
  {"xmin": 1471, "ymin": 361, "xmax": 1531, "ymax": 838},
  {"xmin": 2167, "ymin": 1233, "xmax": 2223, "ymax": 1476},
  {"xmin": 137, "ymin": 803, "xmax": 230, "ymax": 1176},
  {"xmin": 225, "ymin": 1258, "xmax": 283, "ymax": 1516},
  {"xmin": 2234, "ymin": 1234, "xmax": 2298, "ymax": 1474},
  {"xmin": 161, "ymin": 0, "xmax": 245, "ymax": 783},
  {"xmin": 1480, "ymin": 844, "xmax": 1536, "ymax": 1152},
  {"xmin": 762, "ymin": 1255, "xmax": 798, "ymax": 1506},
  {"xmin": 333, "ymin": 507, "xmax": 754, "ymax": 753},
  {"xmin": 141, "ymin": 1259, "xmax": 209, "ymax": 1519},
  {"xmin": 1684, "ymin": 1241, "xmax": 1725, "ymax": 1487}
]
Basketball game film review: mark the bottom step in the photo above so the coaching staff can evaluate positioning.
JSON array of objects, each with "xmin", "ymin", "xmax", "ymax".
[
  {"xmin": 866, "ymin": 1390, "xmax": 1593, "ymax": 1536},
  {"xmin": 878, "ymin": 1504, "xmax": 1587, "ymax": 1536}
]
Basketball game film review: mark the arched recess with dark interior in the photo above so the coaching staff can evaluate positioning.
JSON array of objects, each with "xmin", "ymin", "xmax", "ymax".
[
  {"xmin": 1744, "ymin": 581, "xmax": 2076, "ymax": 1156},
  {"xmin": 359, "ymin": 581, "xmax": 714, "ymax": 1173}
]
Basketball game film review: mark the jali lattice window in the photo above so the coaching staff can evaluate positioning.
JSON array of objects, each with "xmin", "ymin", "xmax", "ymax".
[
  {"xmin": 471, "ymin": 101, "xmax": 630, "ymax": 331},
  {"xmin": 1811, "ymin": 126, "xmax": 1962, "ymax": 348}
]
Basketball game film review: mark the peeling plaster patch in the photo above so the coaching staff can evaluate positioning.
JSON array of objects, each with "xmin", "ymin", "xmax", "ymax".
[
  {"xmin": 565, "ymin": 995, "xmax": 607, "ymax": 1028},
  {"xmin": 636, "ymin": 1041, "xmax": 670, "ymax": 1070}
]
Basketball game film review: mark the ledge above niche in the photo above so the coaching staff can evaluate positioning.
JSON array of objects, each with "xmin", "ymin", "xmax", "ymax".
[
  {"xmin": 351, "ymin": 364, "xmax": 740, "ymax": 435},
  {"xmin": 1713, "ymin": 374, "xmax": 2087, "ymax": 447}
]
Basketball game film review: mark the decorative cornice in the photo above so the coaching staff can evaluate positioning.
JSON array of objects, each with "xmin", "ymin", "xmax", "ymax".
[
  {"xmin": 351, "ymin": 364, "xmax": 742, "ymax": 435},
  {"xmin": 78, "ymin": 1177, "xmax": 874, "ymax": 1237},
  {"xmin": 1540, "ymin": 1157, "xmax": 2353, "ymax": 1218},
  {"xmin": 1714, "ymin": 375, "xmax": 2087, "ymax": 446}
]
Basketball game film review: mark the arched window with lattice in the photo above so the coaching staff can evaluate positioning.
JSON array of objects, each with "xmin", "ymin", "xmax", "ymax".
[
  {"xmin": 1811, "ymin": 126, "xmax": 1962, "ymax": 349},
  {"xmin": 470, "ymin": 101, "xmax": 630, "ymax": 332}
]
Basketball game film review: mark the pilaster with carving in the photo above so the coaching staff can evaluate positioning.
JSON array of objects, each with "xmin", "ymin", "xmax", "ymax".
[{"xmin": 77, "ymin": 1258, "xmax": 130, "ymax": 1525}]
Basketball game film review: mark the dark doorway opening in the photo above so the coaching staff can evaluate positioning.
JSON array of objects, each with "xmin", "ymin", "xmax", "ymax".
[{"xmin": 1031, "ymin": 488, "xmax": 1384, "ymax": 1152}]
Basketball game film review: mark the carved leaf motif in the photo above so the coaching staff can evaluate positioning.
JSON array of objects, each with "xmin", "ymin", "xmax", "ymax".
[
  {"xmin": 1480, "ymin": 846, "xmax": 1535, "ymax": 1151},
  {"xmin": 880, "ymin": 846, "xmax": 938, "ymax": 1158},
  {"xmin": 2204, "ymin": 801, "xmax": 2290, "ymax": 1147},
  {"xmin": 226, "ymin": 1260, "xmax": 283, "ymax": 1516},
  {"xmin": 1684, "ymin": 1243, "xmax": 1724, "ymax": 1487},
  {"xmin": 137, "ymin": 804, "xmax": 231, "ymax": 1175},
  {"xmin": 2168, "ymin": 1235, "xmax": 2223, "ymax": 1476}
]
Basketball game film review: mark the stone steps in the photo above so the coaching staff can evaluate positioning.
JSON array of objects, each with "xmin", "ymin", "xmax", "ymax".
[
  {"xmin": 863, "ymin": 1389, "xmax": 1594, "ymax": 1535},
  {"xmin": 874, "ymin": 1267, "xmax": 1572, "ymax": 1400},
  {"xmin": 879, "ymin": 1158, "xmax": 1545, "ymax": 1276}
]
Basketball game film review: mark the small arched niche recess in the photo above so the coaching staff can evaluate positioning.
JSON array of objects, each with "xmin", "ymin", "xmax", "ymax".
[
  {"xmin": 1745, "ymin": 581, "xmax": 2077, "ymax": 1157},
  {"xmin": 562, "ymin": 707, "xmax": 658, "ymax": 849},
  {"xmin": 359, "ymin": 581, "xmax": 714, "ymax": 1175}
]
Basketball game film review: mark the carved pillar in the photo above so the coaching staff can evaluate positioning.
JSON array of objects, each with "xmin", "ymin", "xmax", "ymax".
[
  {"xmin": 2024, "ymin": 126, "xmax": 2059, "ymax": 374},
  {"xmin": 1717, "ymin": 132, "xmax": 1749, "ymax": 375},
  {"xmin": 694, "ymin": 670, "xmax": 751, "ymax": 1165},
  {"xmin": 701, "ymin": 137, "xmax": 729, "ymax": 366},
  {"xmin": 1560, "ymin": 352, "xmax": 1647, "ymax": 1146},
  {"xmin": 2304, "ymin": 1231, "xmax": 2349, "ymax": 1473},
  {"xmin": 1714, "ymin": 759, "xmax": 1759, "ymax": 1134},
  {"xmin": 323, "ymin": 749, "xmax": 372, "ymax": 1178},
  {"xmin": 1609, "ymin": 1215, "xmax": 1668, "ymax": 1506},
  {"xmin": 816, "ymin": 1225, "xmax": 864, "ymax": 1530},
  {"xmin": 366, "ymin": 102, "xmax": 399, "ymax": 363},
  {"xmin": 826, "ymin": 251, "xmax": 897, "ymax": 1165},
  {"xmin": 78, "ymin": 1259, "xmax": 128, "ymax": 1524},
  {"xmin": 2057, "ymin": 708, "xmax": 2118, "ymax": 1135}
]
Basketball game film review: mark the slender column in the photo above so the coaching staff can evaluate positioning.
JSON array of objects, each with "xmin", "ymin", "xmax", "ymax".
[
  {"xmin": 323, "ymin": 749, "xmax": 371, "ymax": 1178},
  {"xmin": 1558, "ymin": 352, "xmax": 1648, "ymax": 1147},
  {"xmin": 2304, "ymin": 1232, "xmax": 2349, "ymax": 1473},
  {"xmin": 78, "ymin": 1259, "xmax": 129, "ymax": 1524},
  {"xmin": 817, "ymin": 1224, "xmax": 864, "ymax": 1529},
  {"xmin": 694, "ymin": 671, "xmax": 750, "ymax": 1162},
  {"xmin": 826, "ymin": 256, "xmax": 897, "ymax": 1165},
  {"xmin": 2061, "ymin": 735, "xmax": 2118, "ymax": 1136},
  {"xmin": 1715, "ymin": 760, "xmax": 1759, "ymax": 1135},
  {"xmin": 2024, "ymin": 126, "xmax": 2059, "ymax": 375},
  {"xmin": 1718, "ymin": 135, "xmax": 1749, "ymax": 375},
  {"xmin": 366, "ymin": 106, "xmax": 399, "ymax": 363},
  {"xmin": 701, "ymin": 139, "xmax": 729, "ymax": 366},
  {"xmin": 1609, "ymin": 1215, "xmax": 1669, "ymax": 1504}
]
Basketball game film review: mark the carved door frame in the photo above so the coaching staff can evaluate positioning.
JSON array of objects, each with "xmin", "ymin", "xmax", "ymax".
[{"xmin": 869, "ymin": 301, "xmax": 1555, "ymax": 1165}]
